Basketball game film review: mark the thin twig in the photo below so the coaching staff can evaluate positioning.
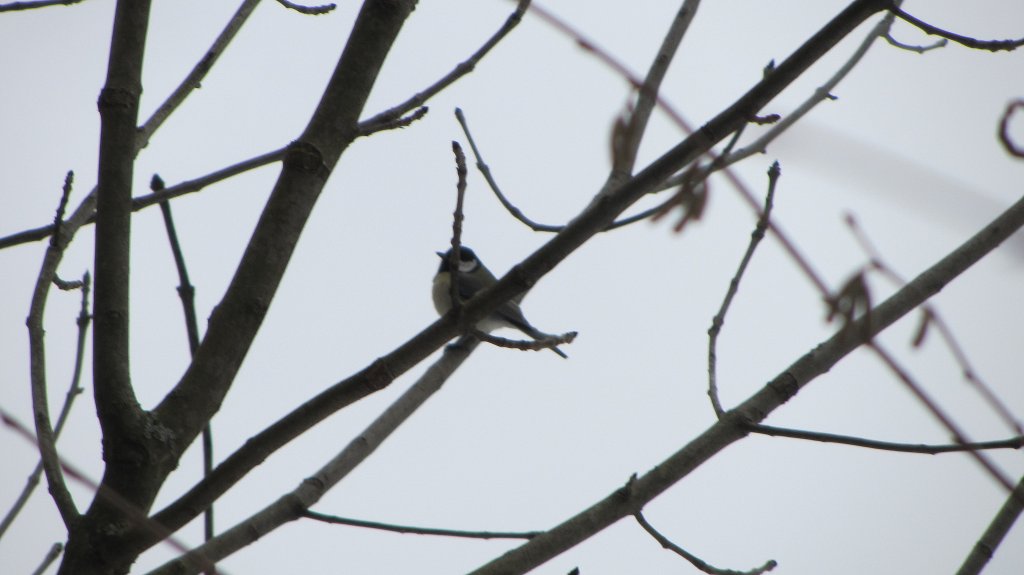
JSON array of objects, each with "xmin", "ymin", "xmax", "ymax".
[
  {"xmin": 750, "ymin": 424, "xmax": 1024, "ymax": 454},
  {"xmin": 608, "ymin": 0, "xmax": 701, "ymax": 181},
  {"xmin": 0, "ymin": 271, "xmax": 89, "ymax": 539},
  {"xmin": 152, "ymin": 175, "xmax": 214, "ymax": 547},
  {"xmin": 274, "ymin": 0, "xmax": 334, "ymax": 15},
  {"xmin": 357, "ymin": 0, "xmax": 531, "ymax": 133},
  {"xmin": 998, "ymin": 99, "xmax": 1024, "ymax": 159},
  {"xmin": 889, "ymin": 4, "xmax": 1024, "ymax": 52},
  {"xmin": 635, "ymin": 511, "xmax": 776, "ymax": 575},
  {"xmin": 30, "ymin": 542, "xmax": 64, "ymax": 575},
  {"xmin": 358, "ymin": 106, "xmax": 428, "ymax": 137},
  {"xmin": 956, "ymin": 473, "xmax": 1024, "ymax": 575},
  {"xmin": 448, "ymin": 142, "xmax": 468, "ymax": 313},
  {"xmin": 27, "ymin": 176, "xmax": 85, "ymax": 528},
  {"xmin": 455, "ymin": 108, "xmax": 561, "ymax": 232},
  {"xmin": 471, "ymin": 329, "xmax": 577, "ymax": 354},
  {"xmin": 883, "ymin": 31, "xmax": 946, "ymax": 53},
  {"xmin": 708, "ymin": 162, "xmax": 779, "ymax": 417},
  {"xmin": 137, "ymin": 0, "xmax": 262, "ymax": 148},
  {"xmin": 302, "ymin": 510, "xmax": 539, "ymax": 540},
  {"xmin": 0, "ymin": 0, "xmax": 82, "ymax": 12},
  {"xmin": 50, "ymin": 171, "xmax": 74, "ymax": 248},
  {"xmin": 0, "ymin": 147, "xmax": 286, "ymax": 250}
]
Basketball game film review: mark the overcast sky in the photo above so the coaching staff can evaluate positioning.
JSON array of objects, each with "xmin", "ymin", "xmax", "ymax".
[{"xmin": 2, "ymin": 1, "xmax": 1023, "ymax": 574}]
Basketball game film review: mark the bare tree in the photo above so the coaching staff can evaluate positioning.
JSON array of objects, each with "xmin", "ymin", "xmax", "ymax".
[{"xmin": 1, "ymin": 1, "xmax": 1022, "ymax": 574}]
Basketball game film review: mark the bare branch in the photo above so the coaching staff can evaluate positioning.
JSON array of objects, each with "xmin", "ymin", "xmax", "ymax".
[
  {"xmin": 889, "ymin": 4, "xmax": 1024, "ymax": 52},
  {"xmin": 750, "ymin": 424, "xmax": 1024, "ymax": 454},
  {"xmin": 609, "ymin": 0, "xmax": 702, "ymax": 180},
  {"xmin": 708, "ymin": 162, "xmax": 779, "ymax": 418},
  {"xmin": 152, "ymin": 175, "xmax": 214, "ymax": 547},
  {"xmin": 302, "ymin": 509, "xmax": 539, "ymax": 540},
  {"xmin": 999, "ymin": 99, "xmax": 1024, "ymax": 159},
  {"xmin": 471, "ymin": 329, "xmax": 577, "ymax": 355},
  {"xmin": 635, "ymin": 511, "xmax": 776, "ymax": 575},
  {"xmin": 275, "ymin": 0, "xmax": 333, "ymax": 15},
  {"xmin": 0, "ymin": 0, "xmax": 83, "ymax": 12},
  {"xmin": 883, "ymin": 30, "xmax": 947, "ymax": 53},
  {"xmin": 27, "ymin": 176, "xmax": 85, "ymax": 528},
  {"xmin": 447, "ymin": 141, "xmax": 468, "ymax": 313}
]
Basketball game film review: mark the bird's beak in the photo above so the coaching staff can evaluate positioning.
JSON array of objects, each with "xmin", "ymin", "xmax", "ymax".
[{"xmin": 436, "ymin": 251, "xmax": 445, "ymax": 258}]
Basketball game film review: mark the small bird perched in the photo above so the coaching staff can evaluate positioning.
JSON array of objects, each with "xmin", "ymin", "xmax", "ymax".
[{"xmin": 432, "ymin": 246, "xmax": 568, "ymax": 358}]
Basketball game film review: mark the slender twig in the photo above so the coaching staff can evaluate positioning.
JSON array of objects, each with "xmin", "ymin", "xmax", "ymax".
[
  {"xmin": 707, "ymin": 162, "xmax": 779, "ymax": 417},
  {"xmin": 30, "ymin": 542, "xmax": 64, "ymax": 575},
  {"xmin": 274, "ymin": 0, "xmax": 334, "ymax": 15},
  {"xmin": 998, "ymin": 99, "xmax": 1024, "ymax": 159},
  {"xmin": 302, "ymin": 509, "xmax": 540, "ymax": 540},
  {"xmin": 471, "ymin": 329, "xmax": 577, "ymax": 354},
  {"xmin": 357, "ymin": 0, "xmax": 531, "ymax": 133},
  {"xmin": 147, "ymin": 338, "xmax": 481, "ymax": 575},
  {"xmin": 608, "ymin": 0, "xmax": 701, "ymax": 181},
  {"xmin": 447, "ymin": 142, "xmax": 468, "ymax": 312},
  {"xmin": 50, "ymin": 171, "xmax": 74, "ymax": 248},
  {"xmin": 0, "ymin": 271, "xmax": 89, "ymax": 539},
  {"xmin": 889, "ymin": 4, "xmax": 1024, "ymax": 52},
  {"xmin": 0, "ymin": 147, "xmax": 286, "ymax": 250},
  {"xmin": 720, "ymin": 7, "xmax": 899, "ymax": 169},
  {"xmin": 750, "ymin": 424, "xmax": 1024, "ymax": 454},
  {"xmin": 635, "ymin": 511, "xmax": 776, "ymax": 575},
  {"xmin": 456, "ymin": 107, "xmax": 687, "ymax": 233},
  {"xmin": 845, "ymin": 214, "xmax": 1022, "ymax": 435},
  {"xmin": 883, "ymin": 31, "xmax": 946, "ymax": 53},
  {"xmin": 956, "ymin": 473, "xmax": 1024, "ymax": 575},
  {"xmin": 28, "ymin": 177, "xmax": 85, "ymax": 528},
  {"xmin": 868, "ymin": 342, "xmax": 1014, "ymax": 491},
  {"xmin": 455, "ymin": 107, "xmax": 561, "ymax": 232},
  {"xmin": 152, "ymin": 175, "xmax": 214, "ymax": 547},
  {"xmin": 358, "ymin": 106, "xmax": 428, "ymax": 137},
  {"xmin": 137, "ymin": 0, "xmax": 262, "ymax": 149},
  {"xmin": 0, "ymin": 0, "xmax": 82, "ymax": 12}
]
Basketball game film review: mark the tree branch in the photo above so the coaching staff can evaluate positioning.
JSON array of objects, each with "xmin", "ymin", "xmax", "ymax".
[
  {"xmin": 750, "ymin": 424, "xmax": 1024, "ymax": 454},
  {"xmin": 708, "ymin": 162, "xmax": 778, "ymax": 417},
  {"xmin": 302, "ymin": 509, "xmax": 540, "ymax": 540}
]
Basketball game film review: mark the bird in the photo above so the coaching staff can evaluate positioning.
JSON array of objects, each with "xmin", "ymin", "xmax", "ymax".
[{"xmin": 432, "ymin": 246, "xmax": 568, "ymax": 358}]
